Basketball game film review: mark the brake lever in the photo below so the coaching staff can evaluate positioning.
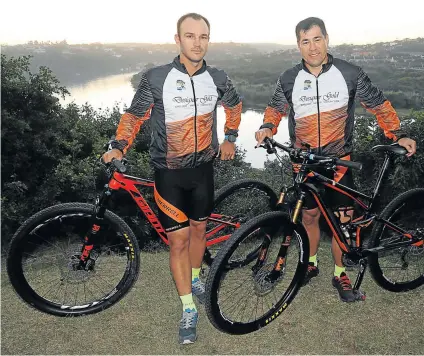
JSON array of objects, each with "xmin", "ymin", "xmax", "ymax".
[
  {"xmin": 111, "ymin": 158, "xmax": 127, "ymax": 173},
  {"xmin": 266, "ymin": 145, "xmax": 276, "ymax": 154},
  {"xmin": 255, "ymin": 143, "xmax": 276, "ymax": 154}
]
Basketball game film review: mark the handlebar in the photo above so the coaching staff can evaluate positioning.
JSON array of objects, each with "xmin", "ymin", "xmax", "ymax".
[
  {"xmin": 262, "ymin": 137, "xmax": 363, "ymax": 171},
  {"xmin": 101, "ymin": 157, "xmax": 127, "ymax": 174},
  {"xmin": 334, "ymin": 158, "xmax": 362, "ymax": 170},
  {"xmin": 110, "ymin": 158, "xmax": 127, "ymax": 173}
]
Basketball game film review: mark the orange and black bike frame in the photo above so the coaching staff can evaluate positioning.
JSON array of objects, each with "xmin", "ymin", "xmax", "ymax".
[
  {"xmin": 288, "ymin": 151, "xmax": 423, "ymax": 291},
  {"xmin": 254, "ymin": 137, "xmax": 422, "ymax": 294},
  {"xmin": 294, "ymin": 151, "xmax": 423, "ymax": 255}
]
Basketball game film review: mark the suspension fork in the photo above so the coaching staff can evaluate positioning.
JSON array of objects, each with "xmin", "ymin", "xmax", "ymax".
[
  {"xmin": 251, "ymin": 192, "xmax": 305, "ymax": 279},
  {"xmin": 267, "ymin": 233, "xmax": 293, "ymax": 282},
  {"xmin": 266, "ymin": 193, "xmax": 304, "ymax": 280},
  {"xmin": 79, "ymin": 184, "xmax": 113, "ymax": 267},
  {"xmin": 251, "ymin": 231, "xmax": 272, "ymax": 274}
]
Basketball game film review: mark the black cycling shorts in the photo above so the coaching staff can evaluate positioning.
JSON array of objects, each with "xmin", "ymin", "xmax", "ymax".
[{"xmin": 154, "ymin": 162, "xmax": 214, "ymax": 233}]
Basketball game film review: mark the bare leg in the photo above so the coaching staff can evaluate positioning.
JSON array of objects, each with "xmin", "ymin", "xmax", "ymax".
[
  {"xmin": 168, "ymin": 227, "xmax": 191, "ymax": 296},
  {"xmin": 189, "ymin": 219, "xmax": 207, "ymax": 269},
  {"xmin": 302, "ymin": 208, "xmax": 321, "ymax": 257}
]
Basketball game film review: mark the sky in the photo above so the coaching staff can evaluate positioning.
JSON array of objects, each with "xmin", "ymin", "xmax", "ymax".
[{"xmin": 1, "ymin": 0, "xmax": 423, "ymax": 46}]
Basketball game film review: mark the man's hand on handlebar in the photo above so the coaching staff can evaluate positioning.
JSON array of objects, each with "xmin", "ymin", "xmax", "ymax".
[
  {"xmin": 255, "ymin": 128, "xmax": 273, "ymax": 147},
  {"xmin": 102, "ymin": 149, "xmax": 123, "ymax": 163}
]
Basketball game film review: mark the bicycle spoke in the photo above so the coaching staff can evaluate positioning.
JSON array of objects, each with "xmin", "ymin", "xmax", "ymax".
[
  {"xmin": 74, "ymin": 282, "xmax": 79, "ymax": 307},
  {"xmin": 215, "ymin": 235, "xmax": 301, "ymax": 325},
  {"xmin": 7, "ymin": 204, "xmax": 139, "ymax": 316},
  {"xmin": 375, "ymin": 195, "xmax": 424, "ymax": 287},
  {"xmin": 92, "ymin": 274, "xmax": 119, "ymax": 294},
  {"xmin": 17, "ymin": 214, "xmax": 133, "ymax": 308},
  {"xmin": 39, "ymin": 278, "xmax": 65, "ymax": 299},
  {"xmin": 33, "ymin": 232, "xmax": 67, "ymax": 255}
]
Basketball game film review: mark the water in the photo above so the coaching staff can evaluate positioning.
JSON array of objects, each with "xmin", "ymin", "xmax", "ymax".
[{"xmin": 62, "ymin": 73, "xmax": 290, "ymax": 168}]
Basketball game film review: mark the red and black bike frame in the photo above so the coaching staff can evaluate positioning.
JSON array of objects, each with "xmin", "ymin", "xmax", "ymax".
[{"xmin": 78, "ymin": 171, "xmax": 241, "ymax": 267}]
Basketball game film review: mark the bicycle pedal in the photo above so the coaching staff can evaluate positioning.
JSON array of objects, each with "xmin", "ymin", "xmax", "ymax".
[{"xmin": 353, "ymin": 289, "xmax": 366, "ymax": 301}]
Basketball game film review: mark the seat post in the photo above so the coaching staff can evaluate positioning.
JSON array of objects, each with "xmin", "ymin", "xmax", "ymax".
[{"xmin": 370, "ymin": 153, "xmax": 391, "ymax": 210}]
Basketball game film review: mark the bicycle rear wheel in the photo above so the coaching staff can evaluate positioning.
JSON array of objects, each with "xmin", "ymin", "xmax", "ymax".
[
  {"xmin": 204, "ymin": 179, "xmax": 278, "ymax": 266},
  {"xmin": 205, "ymin": 211, "xmax": 309, "ymax": 334},
  {"xmin": 7, "ymin": 203, "xmax": 140, "ymax": 316},
  {"xmin": 368, "ymin": 188, "xmax": 424, "ymax": 292}
]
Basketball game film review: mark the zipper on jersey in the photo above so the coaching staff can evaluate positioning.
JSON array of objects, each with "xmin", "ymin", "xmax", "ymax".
[
  {"xmin": 190, "ymin": 77, "xmax": 198, "ymax": 167},
  {"xmin": 315, "ymin": 67, "xmax": 324, "ymax": 154}
]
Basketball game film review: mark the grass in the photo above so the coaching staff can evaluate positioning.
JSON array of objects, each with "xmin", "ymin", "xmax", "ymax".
[{"xmin": 1, "ymin": 242, "xmax": 423, "ymax": 355}]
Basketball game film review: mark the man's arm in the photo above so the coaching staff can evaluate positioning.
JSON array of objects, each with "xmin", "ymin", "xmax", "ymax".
[
  {"xmin": 256, "ymin": 76, "xmax": 290, "ymax": 145},
  {"xmin": 356, "ymin": 68, "xmax": 416, "ymax": 156},
  {"xmin": 261, "ymin": 76, "xmax": 290, "ymax": 134},
  {"xmin": 220, "ymin": 75, "xmax": 242, "ymax": 137},
  {"xmin": 109, "ymin": 72, "xmax": 154, "ymax": 154},
  {"xmin": 356, "ymin": 68, "xmax": 405, "ymax": 141},
  {"xmin": 218, "ymin": 75, "xmax": 242, "ymax": 160}
]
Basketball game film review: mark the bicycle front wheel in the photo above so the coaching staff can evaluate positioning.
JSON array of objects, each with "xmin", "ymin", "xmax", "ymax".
[
  {"xmin": 7, "ymin": 203, "xmax": 140, "ymax": 316},
  {"xmin": 368, "ymin": 188, "xmax": 424, "ymax": 292},
  {"xmin": 205, "ymin": 211, "xmax": 309, "ymax": 334}
]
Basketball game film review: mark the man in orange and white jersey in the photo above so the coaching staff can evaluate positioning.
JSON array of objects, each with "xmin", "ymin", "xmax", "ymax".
[
  {"xmin": 103, "ymin": 13, "xmax": 242, "ymax": 343},
  {"xmin": 256, "ymin": 17, "xmax": 416, "ymax": 303}
]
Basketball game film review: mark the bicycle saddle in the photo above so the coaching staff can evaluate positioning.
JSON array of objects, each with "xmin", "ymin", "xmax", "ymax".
[{"xmin": 371, "ymin": 143, "xmax": 407, "ymax": 155}]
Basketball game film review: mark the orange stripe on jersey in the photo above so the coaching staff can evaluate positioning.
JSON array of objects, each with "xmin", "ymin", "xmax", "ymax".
[
  {"xmin": 166, "ymin": 113, "xmax": 214, "ymax": 158},
  {"xmin": 361, "ymin": 100, "xmax": 400, "ymax": 141},
  {"xmin": 264, "ymin": 106, "xmax": 284, "ymax": 135},
  {"xmin": 116, "ymin": 106, "xmax": 153, "ymax": 153},
  {"xmin": 223, "ymin": 101, "xmax": 242, "ymax": 132},
  {"xmin": 320, "ymin": 109, "xmax": 348, "ymax": 150},
  {"xmin": 196, "ymin": 112, "xmax": 214, "ymax": 152},
  {"xmin": 154, "ymin": 186, "xmax": 188, "ymax": 223},
  {"xmin": 166, "ymin": 116, "xmax": 195, "ymax": 159},
  {"xmin": 295, "ymin": 106, "xmax": 348, "ymax": 149}
]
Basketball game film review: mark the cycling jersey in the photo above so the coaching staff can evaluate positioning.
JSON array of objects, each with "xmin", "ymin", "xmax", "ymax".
[
  {"xmin": 260, "ymin": 54, "xmax": 405, "ymax": 157},
  {"xmin": 110, "ymin": 56, "xmax": 242, "ymax": 169}
]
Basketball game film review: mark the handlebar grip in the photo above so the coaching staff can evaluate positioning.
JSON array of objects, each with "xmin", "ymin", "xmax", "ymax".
[
  {"xmin": 262, "ymin": 137, "xmax": 276, "ymax": 154},
  {"xmin": 264, "ymin": 137, "xmax": 293, "ymax": 153},
  {"xmin": 335, "ymin": 158, "xmax": 362, "ymax": 171},
  {"xmin": 111, "ymin": 158, "xmax": 127, "ymax": 173}
]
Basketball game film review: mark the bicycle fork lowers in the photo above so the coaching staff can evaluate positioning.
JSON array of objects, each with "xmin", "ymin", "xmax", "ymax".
[{"xmin": 78, "ymin": 183, "xmax": 114, "ymax": 270}]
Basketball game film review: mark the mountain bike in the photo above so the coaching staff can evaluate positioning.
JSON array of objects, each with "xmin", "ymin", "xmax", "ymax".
[
  {"xmin": 205, "ymin": 138, "xmax": 423, "ymax": 334},
  {"xmin": 6, "ymin": 159, "xmax": 277, "ymax": 316}
]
